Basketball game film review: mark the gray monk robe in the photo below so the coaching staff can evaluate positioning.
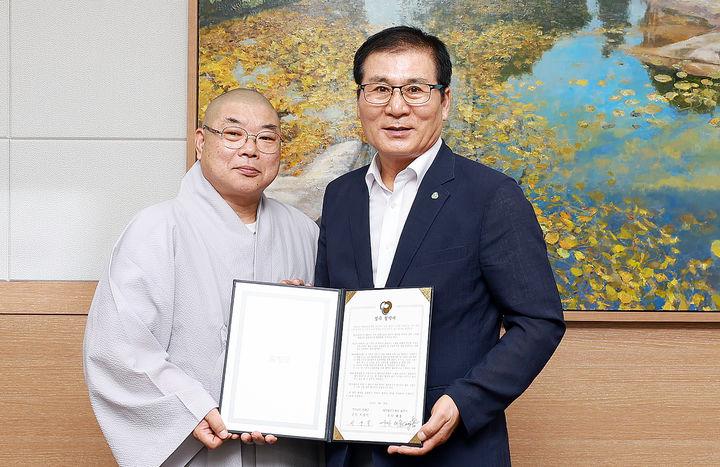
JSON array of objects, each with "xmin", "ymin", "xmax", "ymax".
[{"xmin": 83, "ymin": 162, "xmax": 321, "ymax": 466}]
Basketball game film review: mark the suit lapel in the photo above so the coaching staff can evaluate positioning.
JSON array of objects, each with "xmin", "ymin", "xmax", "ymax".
[
  {"xmin": 348, "ymin": 173, "xmax": 374, "ymax": 288},
  {"xmin": 385, "ymin": 144, "xmax": 455, "ymax": 287}
]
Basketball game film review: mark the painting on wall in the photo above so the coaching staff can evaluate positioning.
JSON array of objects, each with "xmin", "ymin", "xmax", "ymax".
[{"xmin": 196, "ymin": 0, "xmax": 720, "ymax": 311}]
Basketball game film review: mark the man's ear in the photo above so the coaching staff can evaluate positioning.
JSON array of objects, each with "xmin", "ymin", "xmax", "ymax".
[
  {"xmin": 441, "ymin": 87, "xmax": 451, "ymax": 121},
  {"xmin": 195, "ymin": 127, "xmax": 205, "ymax": 160}
]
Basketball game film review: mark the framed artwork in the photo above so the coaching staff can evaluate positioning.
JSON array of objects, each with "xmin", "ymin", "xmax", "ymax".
[{"xmin": 188, "ymin": 0, "xmax": 720, "ymax": 318}]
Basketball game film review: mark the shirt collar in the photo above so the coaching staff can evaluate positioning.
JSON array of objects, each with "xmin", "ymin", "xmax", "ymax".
[{"xmin": 364, "ymin": 137, "xmax": 443, "ymax": 194}]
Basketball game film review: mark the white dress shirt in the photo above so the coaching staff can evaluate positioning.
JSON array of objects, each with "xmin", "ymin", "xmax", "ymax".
[{"xmin": 365, "ymin": 137, "xmax": 442, "ymax": 287}]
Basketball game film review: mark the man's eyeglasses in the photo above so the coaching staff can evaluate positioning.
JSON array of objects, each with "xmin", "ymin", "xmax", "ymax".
[
  {"xmin": 358, "ymin": 82, "xmax": 445, "ymax": 106},
  {"xmin": 202, "ymin": 125, "xmax": 282, "ymax": 153}
]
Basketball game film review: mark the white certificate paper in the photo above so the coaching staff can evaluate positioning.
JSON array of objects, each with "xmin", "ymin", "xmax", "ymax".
[
  {"xmin": 220, "ymin": 281, "xmax": 341, "ymax": 439},
  {"xmin": 333, "ymin": 288, "xmax": 432, "ymax": 445},
  {"xmin": 219, "ymin": 281, "xmax": 432, "ymax": 445}
]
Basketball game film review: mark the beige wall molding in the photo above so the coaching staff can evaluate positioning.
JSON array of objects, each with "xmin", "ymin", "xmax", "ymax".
[
  {"xmin": 0, "ymin": 281, "xmax": 97, "ymax": 315},
  {"xmin": 3, "ymin": 281, "xmax": 720, "ymax": 322}
]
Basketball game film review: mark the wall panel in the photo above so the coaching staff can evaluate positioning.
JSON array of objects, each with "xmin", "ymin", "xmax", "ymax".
[
  {"xmin": 1, "ymin": 297, "xmax": 719, "ymax": 465},
  {"xmin": 0, "ymin": 314, "xmax": 113, "ymax": 465},
  {"xmin": 0, "ymin": 0, "xmax": 8, "ymax": 137},
  {"xmin": 0, "ymin": 139, "xmax": 7, "ymax": 280},
  {"xmin": 507, "ymin": 322, "xmax": 720, "ymax": 465},
  {"xmin": 9, "ymin": 139, "xmax": 185, "ymax": 280},
  {"xmin": 9, "ymin": 0, "xmax": 187, "ymax": 139}
]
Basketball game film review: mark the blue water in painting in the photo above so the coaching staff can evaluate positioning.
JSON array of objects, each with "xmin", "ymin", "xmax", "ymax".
[{"xmin": 506, "ymin": 0, "xmax": 720, "ymax": 290}]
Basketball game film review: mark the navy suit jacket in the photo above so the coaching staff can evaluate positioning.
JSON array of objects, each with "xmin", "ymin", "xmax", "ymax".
[{"xmin": 315, "ymin": 143, "xmax": 565, "ymax": 467}]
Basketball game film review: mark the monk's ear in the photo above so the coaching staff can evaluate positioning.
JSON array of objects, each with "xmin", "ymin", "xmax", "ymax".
[{"xmin": 195, "ymin": 127, "xmax": 205, "ymax": 160}]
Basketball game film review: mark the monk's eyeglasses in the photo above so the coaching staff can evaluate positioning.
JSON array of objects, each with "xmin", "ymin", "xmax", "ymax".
[{"xmin": 203, "ymin": 125, "xmax": 282, "ymax": 153}]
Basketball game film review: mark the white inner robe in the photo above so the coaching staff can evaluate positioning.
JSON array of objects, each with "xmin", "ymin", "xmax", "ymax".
[{"xmin": 83, "ymin": 162, "xmax": 321, "ymax": 466}]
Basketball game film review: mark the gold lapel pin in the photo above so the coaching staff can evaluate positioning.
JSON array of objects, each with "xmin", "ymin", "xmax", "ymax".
[{"xmin": 431, "ymin": 192, "xmax": 439, "ymax": 199}]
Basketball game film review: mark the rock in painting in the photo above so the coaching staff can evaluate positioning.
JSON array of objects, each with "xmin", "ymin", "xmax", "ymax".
[{"xmin": 630, "ymin": 0, "xmax": 720, "ymax": 75}]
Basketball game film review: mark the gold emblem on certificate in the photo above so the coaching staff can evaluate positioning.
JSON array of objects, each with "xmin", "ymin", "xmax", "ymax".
[{"xmin": 380, "ymin": 300, "xmax": 392, "ymax": 314}]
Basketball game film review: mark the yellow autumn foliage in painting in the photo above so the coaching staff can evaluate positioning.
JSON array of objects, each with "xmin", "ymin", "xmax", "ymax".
[
  {"xmin": 198, "ymin": 3, "xmax": 365, "ymax": 173},
  {"xmin": 712, "ymin": 240, "xmax": 720, "ymax": 258}
]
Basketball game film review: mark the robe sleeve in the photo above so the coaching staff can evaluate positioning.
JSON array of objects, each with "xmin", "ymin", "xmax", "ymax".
[{"xmin": 83, "ymin": 208, "xmax": 217, "ymax": 466}]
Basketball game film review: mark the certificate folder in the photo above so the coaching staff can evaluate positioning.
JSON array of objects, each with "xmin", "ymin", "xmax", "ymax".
[{"xmin": 219, "ymin": 280, "xmax": 433, "ymax": 446}]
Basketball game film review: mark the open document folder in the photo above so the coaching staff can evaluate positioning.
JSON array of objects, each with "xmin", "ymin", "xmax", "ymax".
[{"xmin": 219, "ymin": 280, "xmax": 433, "ymax": 446}]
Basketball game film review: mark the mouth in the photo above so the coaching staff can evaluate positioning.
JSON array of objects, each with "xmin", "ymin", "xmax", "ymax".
[
  {"xmin": 382, "ymin": 125, "xmax": 413, "ymax": 136},
  {"xmin": 233, "ymin": 165, "xmax": 261, "ymax": 176}
]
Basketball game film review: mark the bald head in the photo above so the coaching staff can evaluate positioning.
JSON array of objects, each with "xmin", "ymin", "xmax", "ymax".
[
  {"xmin": 203, "ymin": 88, "xmax": 279, "ymax": 127},
  {"xmin": 195, "ymin": 88, "xmax": 283, "ymax": 222}
]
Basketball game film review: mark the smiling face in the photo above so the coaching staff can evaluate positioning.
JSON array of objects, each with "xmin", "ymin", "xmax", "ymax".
[
  {"xmin": 357, "ymin": 48, "xmax": 450, "ymax": 171},
  {"xmin": 195, "ymin": 91, "xmax": 281, "ymax": 214}
]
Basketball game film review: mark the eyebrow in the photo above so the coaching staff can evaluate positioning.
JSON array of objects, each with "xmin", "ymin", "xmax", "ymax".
[
  {"xmin": 222, "ymin": 116, "xmax": 280, "ymax": 131},
  {"xmin": 223, "ymin": 116, "xmax": 242, "ymax": 125},
  {"xmin": 365, "ymin": 76, "xmax": 431, "ymax": 84}
]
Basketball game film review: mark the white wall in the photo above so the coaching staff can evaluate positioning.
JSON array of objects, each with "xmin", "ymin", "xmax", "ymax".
[
  {"xmin": 2, "ymin": 0, "xmax": 189, "ymax": 280},
  {"xmin": 1, "ymin": 0, "xmax": 9, "ymax": 279}
]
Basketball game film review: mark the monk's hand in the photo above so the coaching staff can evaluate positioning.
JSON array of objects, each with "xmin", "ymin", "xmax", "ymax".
[
  {"xmin": 240, "ymin": 431, "xmax": 278, "ymax": 445},
  {"xmin": 387, "ymin": 395, "xmax": 460, "ymax": 456},
  {"xmin": 280, "ymin": 279, "xmax": 313, "ymax": 286},
  {"xmin": 193, "ymin": 408, "xmax": 239, "ymax": 449}
]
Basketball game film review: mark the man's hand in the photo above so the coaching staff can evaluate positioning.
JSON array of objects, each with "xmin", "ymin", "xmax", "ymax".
[
  {"xmin": 280, "ymin": 279, "xmax": 312, "ymax": 286},
  {"xmin": 387, "ymin": 395, "xmax": 460, "ymax": 456},
  {"xmin": 193, "ymin": 408, "xmax": 239, "ymax": 449}
]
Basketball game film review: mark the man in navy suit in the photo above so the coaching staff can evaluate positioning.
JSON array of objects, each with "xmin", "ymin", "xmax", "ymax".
[{"xmin": 315, "ymin": 26, "xmax": 566, "ymax": 466}]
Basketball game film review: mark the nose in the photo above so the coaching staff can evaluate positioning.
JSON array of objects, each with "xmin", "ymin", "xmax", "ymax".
[
  {"xmin": 237, "ymin": 135, "xmax": 259, "ymax": 158},
  {"xmin": 385, "ymin": 87, "xmax": 410, "ymax": 116}
]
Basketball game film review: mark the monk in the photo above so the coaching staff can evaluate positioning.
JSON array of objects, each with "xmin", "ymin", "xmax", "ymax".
[{"xmin": 84, "ymin": 89, "xmax": 321, "ymax": 466}]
